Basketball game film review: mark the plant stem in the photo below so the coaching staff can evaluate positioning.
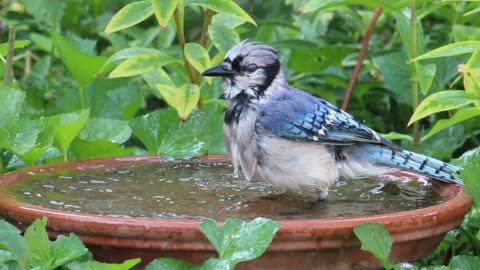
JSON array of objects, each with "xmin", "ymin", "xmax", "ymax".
[
  {"xmin": 3, "ymin": 27, "xmax": 16, "ymax": 86},
  {"xmin": 341, "ymin": 6, "xmax": 382, "ymax": 111},
  {"xmin": 410, "ymin": 0, "xmax": 420, "ymax": 149},
  {"xmin": 200, "ymin": 9, "xmax": 213, "ymax": 48},
  {"xmin": 174, "ymin": 8, "xmax": 203, "ymax": 109}
]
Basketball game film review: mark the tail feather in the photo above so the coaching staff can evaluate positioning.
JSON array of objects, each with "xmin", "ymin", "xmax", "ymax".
[{"xmin": 358, "ymin": 144, "xmax": 463, "ymax": 185}]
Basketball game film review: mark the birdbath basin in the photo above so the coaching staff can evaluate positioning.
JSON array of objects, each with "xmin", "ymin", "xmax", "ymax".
[{"xmin": 0, "ymin": 156, "xmax": 472, "ymax": 269}]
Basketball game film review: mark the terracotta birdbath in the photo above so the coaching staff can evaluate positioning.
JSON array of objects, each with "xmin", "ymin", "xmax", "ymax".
[{"xmin": 0, "ymin": 156, "xmax": 472, "ymax": 269}]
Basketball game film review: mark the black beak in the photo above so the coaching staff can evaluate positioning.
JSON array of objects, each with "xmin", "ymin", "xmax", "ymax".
[{"xmin": 201, "ymin": 64, "xmax": 235, "ymax": 77}]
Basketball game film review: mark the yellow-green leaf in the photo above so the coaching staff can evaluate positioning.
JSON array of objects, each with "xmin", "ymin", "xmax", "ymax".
[
  {"xmin": 416, "ymin": 63, "xmax": 436, "ymax": 95},
  {"xmin": 408, "ymin": 90, "xmax": 479, "ymax": 126},
  {"xmin": 185, "ymin": 0, "xmax": 256, "ymax": 26},
  {"xmin": 151, "ymin": 0, "xmax": 178, "ymax": 28},
  {"xmin": 463, "ymin": 45, "xmax": 480, "ymax": 97},
  {"xmin": 422, "ymin": 107, "xmax": 480, "ymax": 141},
  {"xmin": 155, "ymin": 84, "xmax": 200, "ymax": 121},
  {"xmin": 109, "ymin": 53, "xmax": 178, "ymax": 78},
  {"xmin": 411, "ymin": 41, "xmax": 480, "ymax": 62},
  {"xmin": 185, "ymin": 43, "xmax": 212, "ymax": 84},
  {"xmin": 104, "ymin": 0, "xmax": 154, "ymax": 34}
]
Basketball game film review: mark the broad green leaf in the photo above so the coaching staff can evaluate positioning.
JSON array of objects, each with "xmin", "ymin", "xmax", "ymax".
[
  {"xmin": 0, "ymin": 250, "xmax": 15, "ymax": 266},
  {"xmin": 382, "ymin": 132, "xmax": 413, "ymax": 142},
  {"xmin": 353, "ymin": 222, "xmax": 393, "ymax": 269},
  {"xmin": 50, "ymin": 234, "xmax": 88, "ymax": 268},
  {"xmin": 22, "ymin": 0, "xmax": 64, "ymax": 28},
  {"xmin": 145, "ymin": 258, "xmax": 196, "ymax": 270},
  {"xmin": 129, "ymin": 109, "xmax": 207, "ymax": 159},
  {"xmin": 0, "ymin": 87, "xmax": 25, "ymax": 121},
  {"xmin": 211, "ymin": 13, "xmax": 246, "ymax": 28},
  {"xmin": 72, "ymin": 140, "xmax": 139, "ymax": 160},
  {"xmin": 374, "ymin": 51, "xmax": 412, "ymax": 105},
  {"xmin": 53, "ymin": 34, "xmax": 107, "ymax": 89},
  {"xmin": 98, "ymin": 47, "xmax": 164, "ymax": 75},
  {"xmin": 0, "ymin": 220, "xmax": 29, "ymax": 270},
  {"xmin": 24, "ymin": 218, "xmax": 51, "ymax": 269},
  {"xmin": 416, "ymin": 63, "xmax": 436, "ymax": 95},
  {"xmin": 208, "ymin": 23, "xmax": 240, "ymax": 54},
  {"xmin": 3, "ymin": 118, "xmax": 44, "ymax": 156},
  {"xmin": 422, "ymin": 107, "xmax": 480, "ymax": 141},
  {"xmin": 408, "ymin": 90, "xmax": 478, "ymax": 125},
  {"xmin": 108, "ymin": 53, "xmax": 178, "ymax": 78},
  {"xmin": 104, "ymin": 0, "xmax": 154, "ymax": 34},
  {"xmin": 155, "ymin": 84, "xmax": 200, "ymax": 121},
  {"xmin": 449, "ymin": 255, "xmax": 480, "ymax": 270},
  {"xmin": 289, "ymin": 47, "xmax": 355, "ymax": 73},
  {"xmin": 453, "ymin": 147, "xmax": 480, "ymax": 204},
  {"xmin": 185, "ymin": 43, "xmax": 212, "ymax": 84},
  {"xmin": 152, "ymin": 0, "xmax": 178, "ymax": 28},
  {"xmin": 79, "ymin": 118, "xmax": 131, "ymax": 143},
  {"xmin": 199, "ymin": 218, "xmax": 281, "ymax": 267},
  {"xmin": 43, "ymin": 109, "xmax": 90, "ymax": 160},
  {"xmin": 185, "ymin": 0, "xmax": 256, "ymax": 26},
  {"xmin": 65, "ymin": 258, "xmax": 141, "ymax": 270},
  {"xmin": 142, "ymin": 68, "xmax": 175, "ymax": 94},
  {"xmin": 16, "ymin": 126, "xmax": 55, "ymax": 167},
  {"xmin": 412, "ymin": 41, "xmax": 480, "ymax": 62},
  {"xmin": 302, "ymin": 0, "xmax": 391, "ymax": 13},
  {"xmin": 0, "ymin": 40, "xmax": 31, "ymax": 57}
]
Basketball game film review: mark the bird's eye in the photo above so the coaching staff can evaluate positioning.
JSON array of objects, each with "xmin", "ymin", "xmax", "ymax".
[{"xmin": 245, "ymin": 63, "xmax": 258, "ymax": 73}]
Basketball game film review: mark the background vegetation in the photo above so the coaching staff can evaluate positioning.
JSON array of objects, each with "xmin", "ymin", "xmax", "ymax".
[{"xmin": 0, "ymin": 0, "xmax": 480, "ymax": 269}]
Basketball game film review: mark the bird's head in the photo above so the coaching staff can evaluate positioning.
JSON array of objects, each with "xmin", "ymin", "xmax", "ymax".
[{"xmin": 202, "ymin": 42, "xmax": 283, "ymax": 100}]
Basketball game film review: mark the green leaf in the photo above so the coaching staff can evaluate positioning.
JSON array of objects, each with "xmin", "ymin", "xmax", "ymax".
[
  {"xmin": 151, "ymin": 0, "xmax": 178, "ymax": 28},
  {"xmin": 185, "ymin": 0, "xmax": 256, "ymax": 26},
  {"xmin": 412, "ymin": 41, "xmax": 480, "ymax": 62},
  {"xmin": 79, "ymin": 118, "xmax": 131, "ymax": 143},
  {"xmin": 199, "ymin": 218, "xmax": 281, "ymax": 267},
  {"xmin": 53, "ymin": 34, "xmax": 107, "ymax": 89},
  {"xmin": 16, "ymin": 126, "xmax": 55, "ymax": 167},
  {"xmin": 155, "ymin": 84, "xmax": 200, "ymax": 121},
  {"xmin": 416, "ymin": 63, "xmax": 436, "ymax": 95},
  {"xmin": 353, "ymin": 222, "xmax": 393, "ymax": 269},
  {"xmin": 374, "ymin": 50, "xmax": 412, "ymax": 105},
  {"xmin": 0, "ymin": 220, "xmax": 29, "ymax": 270},
  {"xmin": 129, "ymin": 109, "xmax": 207, "ymax": 159},
  {"xmin": 453, "ymin": 147, "xmax": 480, "ymax": 204},
  {"xmin": 98, "ymin": 47, "xmax": 164, "ymax": 75},
  {"xmin": 393, "ymin": 11, "xmax": 425, "ymax": 60},
  {"xmin": 104, "ymin": 0, "xmax": 154, "ymax": 34},
  {"xmin": 72, "ymin": 140, "xmax": 139, "ymax": 160},
  {"xmin": 422, "ymin": 107, "xmax": 480, "ymax": 141},
  {"xmin": 208, "ymin": 23, "xmax": 240, "ymax": 54},
  {"xmin": 0, "ymin": 40, "xmax": 31, "ymax": 57},
  {"xmin": 0, "ymin": 87, "xmax": 25, "ymax": 121},
  {"xmin": 302, "ymin": 0, "xmax": 392, "ymax": 13},
  {"xmin": 449, "ymin": 255, "xmax": 480, "ymax": 270},
  {"xmin": 3, "ymin": 118, "xmax": 44, "ymax": 156},
  {"xmin": 463, "ymin": 45, "xmax": 480, "ymax": 97},
  {"xmin": 66, "ymin": 258, "xmax": 141, "ymax": 270},
  {"xmin": 185, "ymin": 43, "xmax": 212, "ymax": 84},
  {"xmin": 408, "ymin": 90, "xmax": 478, "ymax": 125},
  {"xmin": 43, "ymin": 109, "xmax": 90, "ymax": 160},
  {"xmin": 142, "ymin": 68, "xmax": 175, "ymax": 94},
  {"xmin": 108, "ymin": 53, "xmax": 178, "ymax": 78},
  {"xmin": 381, "ymin": 132, "xmax": 413, "ymax": 142},
  {"xmin": 145, "ymin": 258, "xmax": 196, "ymax": 270},
  {"xmin": 50, "ymin": 234, "xmax": 88, "ymax": 268},
  {"xmin": 24, "ymin": 218, "xmax": 51, "ymax": 269}
]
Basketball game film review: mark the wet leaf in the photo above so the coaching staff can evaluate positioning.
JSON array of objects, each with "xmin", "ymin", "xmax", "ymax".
[
  {"xmin": 453, "ymin": 147, "xmax": 480, "ymax": 204},
  {"xmin": 408, "ymin": 90, "xmax": 478, "ymax": 125},
  {"xmin": 72, "ymin": 140, "xmax": 139, "ymax": 160},
  {"xmin": 79, "ymin": 118, "xmax": 131, "ymax": 143},
  {"xmin": 108, "ymin": 53, "xmax": 178, "ymax": 78},
  {"xmin": 151, "ymin": 0, "xmax": 178, "ymax": 28},
  {"xmin": 43, "ymin": 109, "xmax": 90, "ymax": 160},
  {"xmin": 186, "ymin": 0, "xmax": 256, "ymax": 25},
  {"xmin": 24, "ymin": 218, "xmax": 51, "ymax": 269},
  {"xmin": 50, "ymin": 234, "xmax": 88, "ymax": 268},
  {"xmin": 353, "ymin": 222, "xmax": 393, "ymax": 269},
  {"xmin": 0, "ymin": 87, "xmax": 25, "ymax": 121},
  {"xmin": 104, "ymin": 0, "xmax": 154, "ymax": 34},
  {"xmin": 155, "ymin": 84, "xmax": 200, "ymax": 121},
  {"xmin": 3, "ymin": 118, "xmax": 44, "ymax": 156},
  {"xmin": 199, "ymin": 218, "xmax": 281, "ymax": 267}
]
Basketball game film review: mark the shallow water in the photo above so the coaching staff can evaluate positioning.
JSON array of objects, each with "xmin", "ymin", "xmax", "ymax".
[{"xmin": 9, "ymin": 161, "xmax": 444, "ymax": 220}]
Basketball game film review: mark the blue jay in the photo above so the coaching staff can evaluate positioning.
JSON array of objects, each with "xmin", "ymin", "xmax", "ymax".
[{"xmin": 202, "ymin": 42, "xmax": 462, "ymax": 201}]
